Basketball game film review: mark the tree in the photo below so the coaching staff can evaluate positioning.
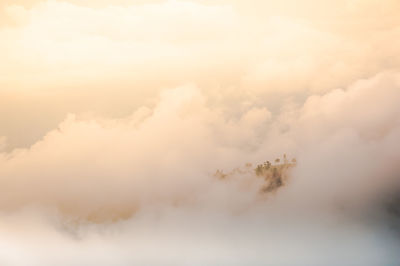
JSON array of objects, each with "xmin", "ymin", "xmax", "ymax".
[
  {"xmin": 275, "ymin": 158, "xmax": 280, "ymax": 164},
  {"xmin": 283, "ymin": 154, "xmax": 288, "ymax": 164},
  {"xmin": 255, "ymin": 164, "xmax": 263, "ymax": 176}
]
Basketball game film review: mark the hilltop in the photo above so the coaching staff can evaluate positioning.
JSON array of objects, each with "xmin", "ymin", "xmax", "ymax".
[{"xmin": 214, "ymin": 154, "xmax": 297, "ymax": 194}]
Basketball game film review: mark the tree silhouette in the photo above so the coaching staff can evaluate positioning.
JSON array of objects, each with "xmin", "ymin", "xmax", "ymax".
[
  {"xmin": 283, "ymin": 154, "xmax": 288, "ymax": 164},
  {"xmin": 255, "ymin": 164, "xmax": 263, "ymax": 176}
]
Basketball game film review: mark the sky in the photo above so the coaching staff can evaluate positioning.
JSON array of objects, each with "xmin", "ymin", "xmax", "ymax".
[{"xmin": 0, "ymin": 0, "xmax": 400, "ymax": 265}]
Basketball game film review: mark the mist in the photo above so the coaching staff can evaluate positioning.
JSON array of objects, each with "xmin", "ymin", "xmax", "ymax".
[{"xmin": 0, "ymin": 0, "xmax": 400, "ymax": 265}]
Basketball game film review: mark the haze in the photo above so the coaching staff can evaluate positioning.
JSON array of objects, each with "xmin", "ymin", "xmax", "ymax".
[{"xmin": 0, "ymin": 0, "xmax": 400, "ymax": 265}]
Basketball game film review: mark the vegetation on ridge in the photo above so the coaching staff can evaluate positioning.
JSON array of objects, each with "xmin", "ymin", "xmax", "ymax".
[{"xmin": 214, "ymin": 154, "xmax": 297, "ymax": 194}]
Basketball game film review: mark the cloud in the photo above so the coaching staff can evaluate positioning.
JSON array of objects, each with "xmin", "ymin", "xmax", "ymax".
[
  {"xmin": 267, "ymin": 72, "xmax": 400, "ymax": 209},
  {"xmin": 0, "ymin": 136, "xmax": 6, "ymax": 152},
  {"xmin": 0, "ymin": 85, "xmax": 262, "ymax": 219},
  {"xmin": 0, "ymin": 0, "xmax": 399, "ymax": 149},
  {"xmin": 1, "ymin": 74, "xmax": 400, "ymax": 264},
  {"xmin": 0, "ymin": 0, "xmax": 400, "ymax": 265}
]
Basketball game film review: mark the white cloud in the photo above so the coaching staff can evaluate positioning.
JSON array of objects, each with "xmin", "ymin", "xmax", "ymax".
[
  {"xmin": 1, "ymin": 0, "xmax": 400, "ymax": 264},
  {"xmin": 0, "ymin": 74, "xmax": 400, "ymax": 264}
]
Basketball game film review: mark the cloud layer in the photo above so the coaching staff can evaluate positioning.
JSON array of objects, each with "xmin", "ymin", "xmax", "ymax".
[
  {"xmin": 1, "ymin": 0, "xmax": 400, "ymax": 149},
  {"xmin": 0, "ymin": 0, "xmax": 400, "ymax": 265}
]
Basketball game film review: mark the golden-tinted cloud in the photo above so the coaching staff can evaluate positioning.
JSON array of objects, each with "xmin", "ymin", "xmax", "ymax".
[{"xmin": 0, "ymin": 1, "xmax": 400, "ymax": 265}]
